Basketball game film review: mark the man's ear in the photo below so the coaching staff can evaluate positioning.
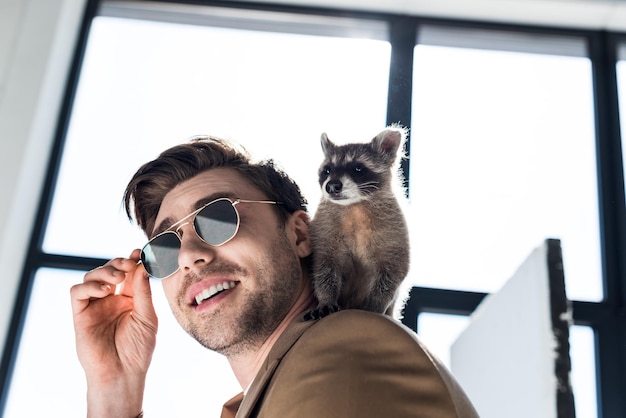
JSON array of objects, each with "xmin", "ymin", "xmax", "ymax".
[{"xmin": 288, "ymin": 210, "xmax": 312, "ymax": 258}]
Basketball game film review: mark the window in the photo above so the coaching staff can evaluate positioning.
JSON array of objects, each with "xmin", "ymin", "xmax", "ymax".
[{"xmin": 409, "ymin": 27, "xmax": 600, "ymax": 301}]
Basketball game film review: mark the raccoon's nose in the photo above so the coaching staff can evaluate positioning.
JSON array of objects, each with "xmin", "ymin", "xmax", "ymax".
[{"xmin": 326, "ymin": 180, "xmax": 343, "ymax": 194}]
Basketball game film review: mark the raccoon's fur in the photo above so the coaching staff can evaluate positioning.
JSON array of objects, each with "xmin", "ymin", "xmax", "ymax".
[{"xmin": 307, "ymin": 126, "xmax": 410, "ymax": 319}]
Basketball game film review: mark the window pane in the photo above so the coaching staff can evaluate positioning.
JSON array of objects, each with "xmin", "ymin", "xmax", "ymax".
[
  {"xmin": 409, "ymin": 41, "xmax": 601, "ymax": 301},
  {"xmin": 417, "ymin": 312, "xmax": 469, "ymax": 368},
  {"xmin": 43, "ymin": 14, "xmax": 390, "ymax": 258},
  {"xmin": 4, "ymin": 270, "xmax": 87, "ymax": 417},
  {"xmin": 569, "ymin": 325, "xmax": 598, "ymax": 418}
]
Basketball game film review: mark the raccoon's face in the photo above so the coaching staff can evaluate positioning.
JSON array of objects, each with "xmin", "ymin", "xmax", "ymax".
[
  {"xmin": 317, "ymin": 129, "xmax": 402, "ymax": 206},
  {"xmin": 318, "ymin": 151, "xmax": 385, "ymax": 206}
]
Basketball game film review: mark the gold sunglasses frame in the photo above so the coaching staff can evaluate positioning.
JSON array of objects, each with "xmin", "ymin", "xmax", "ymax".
[{"xmin": 141, "ymin": 198, "xmax": 280, "ymax": 279}]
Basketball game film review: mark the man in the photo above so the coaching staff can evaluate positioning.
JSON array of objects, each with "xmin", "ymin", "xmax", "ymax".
[{"xmin": 70, "ymin": 136, "xmax": 478, "ymax": 417}]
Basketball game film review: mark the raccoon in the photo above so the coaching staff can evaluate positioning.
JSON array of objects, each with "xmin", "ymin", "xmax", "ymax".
[{"xmin": 306, "ymin": 126, "xmax": 410, "ymax": 320}]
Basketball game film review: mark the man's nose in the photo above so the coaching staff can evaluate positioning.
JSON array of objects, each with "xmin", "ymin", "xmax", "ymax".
[{"xmin": 177, "ymin": 223, "xmax": 216, "ymax": 274}]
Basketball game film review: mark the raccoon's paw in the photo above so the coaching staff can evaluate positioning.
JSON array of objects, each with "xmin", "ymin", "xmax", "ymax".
[{"xmin": 304, "ymin": 304, "xmax": 341, "ymax": 321}]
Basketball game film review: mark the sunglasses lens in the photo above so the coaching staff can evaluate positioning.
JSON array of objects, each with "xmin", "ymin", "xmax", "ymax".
[
  {"xmin": 195, "ymin": 199, "xmax": 239, "ymax": 246},
  {"xmin": 141, "ymin": 232, "xmax": 181, "ymax": 279}
]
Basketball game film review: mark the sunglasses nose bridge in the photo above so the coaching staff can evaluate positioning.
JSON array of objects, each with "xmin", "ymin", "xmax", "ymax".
[
  {"xmin": 176, "ymin": 221, "xmax": 221, "ymax": 276},
  {"xmin": 174, "ymin": 221, "xmax": 192, "ymax": 235}
]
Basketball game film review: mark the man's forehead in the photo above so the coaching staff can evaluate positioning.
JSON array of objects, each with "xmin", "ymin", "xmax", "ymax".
[{"xmin": 160, "ymin": 168, "xmax": 245, "ymax": 207}]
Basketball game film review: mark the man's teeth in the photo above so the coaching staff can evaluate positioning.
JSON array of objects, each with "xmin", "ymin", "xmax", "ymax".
[{"xmin": 194, "ymin": 281, "xmax": 236, "ymax": 306}]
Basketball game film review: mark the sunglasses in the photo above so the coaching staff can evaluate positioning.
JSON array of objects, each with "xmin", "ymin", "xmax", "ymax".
[{"xmin": 141, "ymin": 198, "xmax": 280, "ymax": 279}]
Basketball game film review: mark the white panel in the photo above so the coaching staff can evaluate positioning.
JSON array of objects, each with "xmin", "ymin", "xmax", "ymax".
[{"xmin": 450, "ymin": 240, "xmax": 573, "ymax": 418}]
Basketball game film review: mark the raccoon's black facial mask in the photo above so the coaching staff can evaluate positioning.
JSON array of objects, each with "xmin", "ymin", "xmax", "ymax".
[{"xmin": 319, "ymin": 161, "xmax": 381, "ymax": 204}]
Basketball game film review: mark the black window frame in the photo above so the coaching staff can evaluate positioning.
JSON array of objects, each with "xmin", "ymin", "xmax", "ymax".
[{"xmin": 1, "ymin": 1, "xmax": 624, "ymax": 417}]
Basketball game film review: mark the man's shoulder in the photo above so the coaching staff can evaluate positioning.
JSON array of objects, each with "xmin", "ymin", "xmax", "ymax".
[
  {"xmin": 257, "ymin": 310, "xmax": 479, "ymax": 418},
  {"xmin": 296, "ymin": 309, "xmax": 426, "ymax": 354},
  {"xmin": 309, "ymin": 309, "xmax": 417, "ymax": 337}
]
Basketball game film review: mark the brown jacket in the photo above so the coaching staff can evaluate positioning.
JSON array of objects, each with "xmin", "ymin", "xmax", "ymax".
[{"xmin": 222, "ymin": 310, "xmax": 479, "ymax": 418}]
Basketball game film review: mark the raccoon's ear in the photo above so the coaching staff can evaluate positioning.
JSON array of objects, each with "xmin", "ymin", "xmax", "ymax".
[
  {"xmin": 372, "ymin": 128, "xmax": 405, "ymax": 163},
  {"xmin": 320, "ymin": 133, "xmax": 335, "ymax": 156}
]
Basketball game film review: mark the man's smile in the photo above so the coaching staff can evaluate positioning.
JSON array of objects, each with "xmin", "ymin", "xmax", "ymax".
[{"xmin": 193, "ymin": 280, "xmax": 238, "ymax": 306}]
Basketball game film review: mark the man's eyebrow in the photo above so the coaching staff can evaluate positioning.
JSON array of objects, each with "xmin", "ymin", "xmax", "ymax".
[{"xmin": 150, "ymin": 191, "xmax": 237, "ymax": 238}]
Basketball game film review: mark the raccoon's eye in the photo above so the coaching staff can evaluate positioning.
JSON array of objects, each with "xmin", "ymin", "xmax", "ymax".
[
  {"xmin": 323, "ymin": 165, "xmax": 331, "ymax": 175},
  {"xmin": 354, "ymin": 164, "xmax": 364, "ymax": 173}
]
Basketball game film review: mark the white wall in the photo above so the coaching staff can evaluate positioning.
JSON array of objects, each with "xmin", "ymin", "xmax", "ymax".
[{"xmin": 0, "ymin": 0, "xmax": 86, "ymax": 353}]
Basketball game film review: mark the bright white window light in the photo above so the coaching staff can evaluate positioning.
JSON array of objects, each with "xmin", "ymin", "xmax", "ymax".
[{"xmin": 409, "ymin": 32, "xmax": 601, "ymax": 302}]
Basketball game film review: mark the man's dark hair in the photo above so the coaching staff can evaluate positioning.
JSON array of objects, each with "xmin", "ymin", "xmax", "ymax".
[{"xmin": 123, "ymin": 136, "xmax": 308, "ymax": 237}]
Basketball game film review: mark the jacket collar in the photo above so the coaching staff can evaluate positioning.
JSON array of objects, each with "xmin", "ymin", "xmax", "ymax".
[{"xmin": 233, "ymin": 313, "xmax": 316, "ymax": 418}]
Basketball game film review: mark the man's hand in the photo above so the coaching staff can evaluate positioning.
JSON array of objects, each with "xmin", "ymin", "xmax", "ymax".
[{"xmin": 70, "ymin": 249, "xmax": 158, "ymax": 418}]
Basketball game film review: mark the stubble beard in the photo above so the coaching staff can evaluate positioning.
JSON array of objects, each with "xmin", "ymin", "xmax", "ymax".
[{"xmin": 175, "ymin": 230, "xmax": 302, "ymax": 357}]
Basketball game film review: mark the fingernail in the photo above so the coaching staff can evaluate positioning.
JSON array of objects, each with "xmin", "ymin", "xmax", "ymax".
[{"xmin": 101, "ymin": 283, "xmax": 111, "ymax": 292}]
